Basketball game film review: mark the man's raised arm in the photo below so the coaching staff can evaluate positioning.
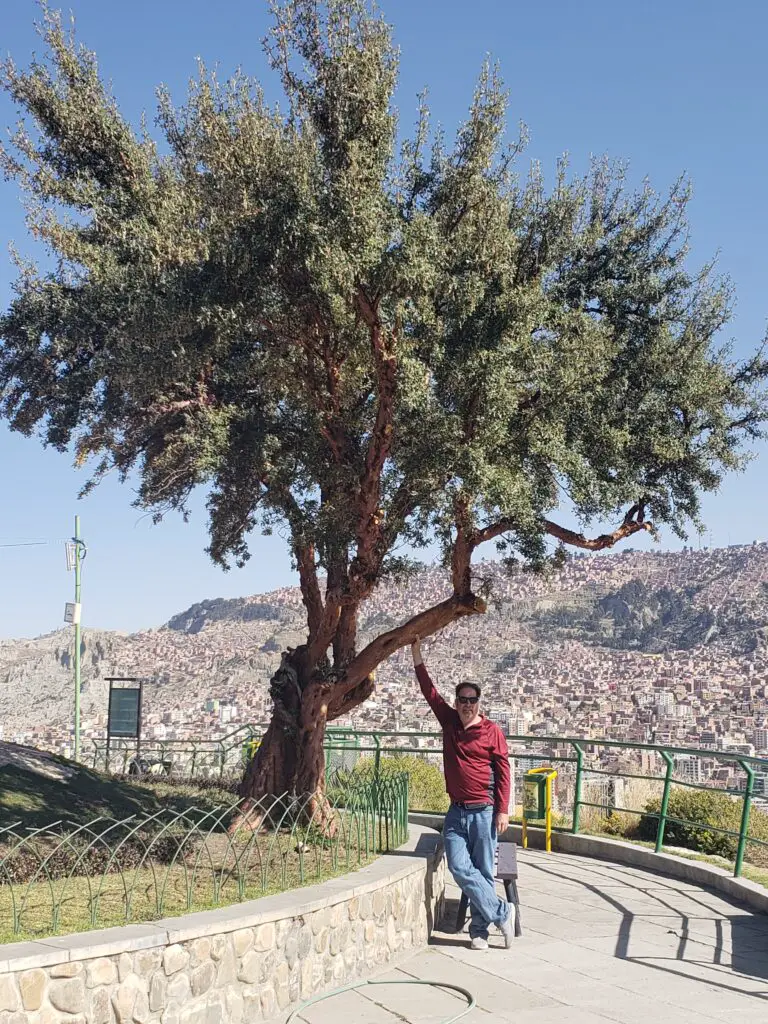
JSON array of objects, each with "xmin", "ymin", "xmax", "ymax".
[
  {"xmin": 412, "ymin": 637, "xmax": 453, "ymax": 727},
  {"xmin": 491, "ymin": 728, "xmax": 511, "ymax": 835}
]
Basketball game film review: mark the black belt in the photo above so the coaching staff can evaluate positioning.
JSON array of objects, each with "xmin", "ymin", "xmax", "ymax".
[{"xmin": 451, "ymin": 801, "xmax": 491, "ymax": 810}]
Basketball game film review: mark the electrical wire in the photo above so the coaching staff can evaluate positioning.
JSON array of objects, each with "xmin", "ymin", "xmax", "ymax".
[
  {"xmin": 0, "ymin": 541, "xmax": 50, "ymax": 548},
  {"xmin": 284, "ymin": 978, "xmax": 476, "ymax": 1024},
  {"xmin": 0, "ymin": 538, "xmax": 72, "ymax": 548}
]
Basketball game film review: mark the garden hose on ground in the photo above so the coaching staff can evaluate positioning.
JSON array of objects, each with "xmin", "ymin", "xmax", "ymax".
[{"xmin": 285, "ymin": 978, "xmax": 476, "ymax": 1024}]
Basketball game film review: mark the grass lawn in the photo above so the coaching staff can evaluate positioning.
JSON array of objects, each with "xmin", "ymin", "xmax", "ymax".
[
  {"xmin": 0, "ymin": 757, "xmax": 392, "ymax": 943},
  {"xmin": 0, "ymin": 827, "xmax": 379, "ymax": 943}
]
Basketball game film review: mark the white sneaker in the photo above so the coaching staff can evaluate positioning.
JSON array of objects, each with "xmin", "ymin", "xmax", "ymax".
[
  {"xmin": 498, "ymin": 907, "xmax": 515, "ymax": 949},
  {"xmin": 470, "ymin": 936, "xmax": 489, "ymax": 951}
]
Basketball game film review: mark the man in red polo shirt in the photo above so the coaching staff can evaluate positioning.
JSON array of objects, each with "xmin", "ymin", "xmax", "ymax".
[{"xmin": 412, "ymin": 637, "xmax": 513, "ymax": 950}]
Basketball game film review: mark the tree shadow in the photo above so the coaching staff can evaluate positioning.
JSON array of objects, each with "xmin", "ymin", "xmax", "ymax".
[{"xmin": 526, "ymin": 858, "xmax": 768, "ymax": 999}]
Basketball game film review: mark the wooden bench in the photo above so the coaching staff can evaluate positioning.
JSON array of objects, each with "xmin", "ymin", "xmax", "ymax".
[{"xmin": 455, "ymin": 842, "xmax": 522, "ymax": 936}]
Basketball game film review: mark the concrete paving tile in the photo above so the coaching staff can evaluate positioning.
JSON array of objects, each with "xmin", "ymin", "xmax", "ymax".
[
  {"xmin": 521, "ymin": 917, "xmax": 631, "ymax": 941},
  {"xmin": 569, "ymin": 955, "xmax": 766, "ymax": 1015},
  {"xmin": 292, "ymin": 988, "xmax": 402, "ymax": 1023},
  {"xmin": 629, "ymin": 914, "xmax": 766, "ymax": 955},
  {"xmin": 708, "ymin": 1004, "xmax": 768, "ymax": 1023},
  {"xmin": 629, "ymin": 955, "xmax": 768, "ymax": 992},
  {"xmin": 292, "ymin": 850, "xmax": 768, "ymax": 1023},
  {"xmin": 450, "ymin": 951, "xmax": 737, "ymax": 1020},
  {"xmin": 526, "ymin": 902, "xmax": 628, "ymax": 924},
  {"xmin": 396, "ymin": 947, "xmax": 557, "ymax": 1016},
  {"xmin": 356, "ymin": 968, "xmax": 473, "ymax": 1023},
  {"xmin": 501, "ymin": 1009, "xmax": 631, "ymax": 1024},
  {"xmin": 518, "ymin": 938, "xmax": 624, "ymax": 972}
]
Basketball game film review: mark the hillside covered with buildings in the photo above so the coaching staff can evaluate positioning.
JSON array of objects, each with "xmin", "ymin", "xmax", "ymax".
[{"xmin": 1, "ymin": 543, "xmax": 766, "ymax": 768}]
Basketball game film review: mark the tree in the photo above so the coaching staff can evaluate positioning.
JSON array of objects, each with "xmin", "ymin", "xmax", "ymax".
[{"xmin": 2, "ymin": 1, "xmax": 767, "ymax": 825}]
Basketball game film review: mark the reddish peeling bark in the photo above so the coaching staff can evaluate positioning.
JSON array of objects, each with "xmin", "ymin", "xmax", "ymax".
[
  {"xmin": 233, "ymin": 589, "xmax": 487, "ymax": 830},
  {"xmin": 232, "ymin": 281, "xmax": 654, "ymax": 829}
]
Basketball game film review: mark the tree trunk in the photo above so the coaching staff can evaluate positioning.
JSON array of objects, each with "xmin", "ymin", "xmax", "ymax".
[
  {"xmin": 233, "ymin": 652, "xmax": 332, "ymax": 832},
  {"xmin": 232, "ymin": 591, "xmax": 487, "ymax": 832}
]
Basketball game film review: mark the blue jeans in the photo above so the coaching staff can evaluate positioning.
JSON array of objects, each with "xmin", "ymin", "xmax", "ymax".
[{"xmin": 443, "ymin": 804, "xmax": 510, "ymax": 940}]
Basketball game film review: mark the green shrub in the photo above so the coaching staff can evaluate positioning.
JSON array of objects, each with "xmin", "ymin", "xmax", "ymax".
[
  {"xmin": 346, "ymin": 755, "xmax": 449, "ymax": 813},
  {"xmin": 638, "ymin": 787, "xmax": 768, "ymax": 864},
  {"xmin": 596, "ymin": 811, "xmax": 638, "ymax": 838}
]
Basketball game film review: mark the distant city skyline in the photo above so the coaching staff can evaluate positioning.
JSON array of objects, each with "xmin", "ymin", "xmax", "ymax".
[
  {"xmin": 1, "ymin": 0, "xmax": 767, "ymax": 639},
  {"xmin": 6, "ymin": 546, "xmax": 768, "ymax": 803}
]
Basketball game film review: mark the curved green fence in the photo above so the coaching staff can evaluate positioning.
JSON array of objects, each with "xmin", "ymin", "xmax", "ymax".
[{"xmin": 0, "ymin": 771, "xmax": 408, "ymax": 942}]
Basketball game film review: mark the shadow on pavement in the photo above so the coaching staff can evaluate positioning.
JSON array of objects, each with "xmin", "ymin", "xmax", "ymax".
[{"xmin": 525, "ymin": 858, "xmax": 768, "ymax": 1001}]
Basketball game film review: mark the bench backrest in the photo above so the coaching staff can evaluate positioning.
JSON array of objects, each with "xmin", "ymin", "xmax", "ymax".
[{"xmin": 496, "ymin": 842, "xmax": 518, "ymax": 879}]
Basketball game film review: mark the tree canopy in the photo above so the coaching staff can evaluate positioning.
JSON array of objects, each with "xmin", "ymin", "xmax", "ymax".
[{"xmin": 2, "ymin": 0, "xmax": 767, "ymax": 710}]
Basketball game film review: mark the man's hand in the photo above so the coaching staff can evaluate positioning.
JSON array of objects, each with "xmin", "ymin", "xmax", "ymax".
[
  {"xmin": 495, "ymin": 812, "xmax": 509, "ymax": 835},
  {"xmin": 411, "ymin": 635, "xmax": 423, "ymax": 667}
]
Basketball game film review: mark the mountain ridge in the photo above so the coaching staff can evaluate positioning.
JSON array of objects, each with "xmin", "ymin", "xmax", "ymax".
[{"xmin": 1, "ymin": 543, "xmax": 767, "ymax": 749}]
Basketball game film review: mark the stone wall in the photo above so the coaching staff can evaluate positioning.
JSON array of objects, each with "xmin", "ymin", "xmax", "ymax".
[{"xmin": 0, "ymin": 824, "xmax": 444, "ymax": 1024}]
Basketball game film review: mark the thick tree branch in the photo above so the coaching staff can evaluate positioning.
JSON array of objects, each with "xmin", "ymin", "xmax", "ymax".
[
  {"xmin": 305, "ymin": 547, "xmax": 348, "ymax": 667},
  {"xmin": 451, "ymin": 492, "xmax": 475, "ymax": 595},
  {"xmin": 542, "ymin": 515, "xmax": 652, "ymax": 550},
  {"xmin": 333, "ymin": 591, "xmax": 487, "ymax": 703},
  {"xmin": 333, "ymin": 604, "xmax": 358, "ymax": 669},
  {"xmin": 474, "ymin": 504, "xmax": 653, "ymax": 551},
  {"xmin": 348, "ymin": 287, "xmax": 397, "ymax": 599},
  {"xmin": 326, "ymin": 673, "xmax": 375, "ymax": 721},
  {"xmin": 294, "ymin": 541, "xmax": 325, "ymax": 641}
]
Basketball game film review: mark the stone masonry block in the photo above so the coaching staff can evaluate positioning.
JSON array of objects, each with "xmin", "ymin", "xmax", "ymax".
[
  {"xmin": 252, "ymin": 923, "xmax": 274, "ymax": 952},
  {"xmin": 19, "ymin": 970, "xmax": 46, "ymax": 1012},
  {"xmin": 50, "ymin": 962, "xmax": 83, "ymax": 979},
  {"xmin": 232, "ymin": 930, "xmax": 253, "ymax": 958},
  {"xmin": 49, "ymin": 978, "xmax": 86, "ymax": 1015},
  {"xmin": 163, "ymin": 946, "xmax": 190, "ymax": 977},
  {"xmin": 190, "ymin": 961, "xmax": 215, "ymax": 997},
  {"xmin": 86, "ymin": 958, "xmax": 118, "ymax": 988}
]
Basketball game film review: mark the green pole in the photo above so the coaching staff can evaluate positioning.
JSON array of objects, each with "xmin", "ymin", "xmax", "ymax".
[
  {"xmin": 74, "ymin": 515, "xmax": 83, "ymax": 762},
  {"xmin": 735, "ymin": 760, "xmax": 755, "ymax": 878},
  {"xmin": 373, "ymin": 734, "xmax": 382, "ymax": 846},
  {"xmin": 571, "ymin": 742, "xmax": 584, "ymax": 834},
  {"xmin": 655, "ymin": 750, "xmax": 675, "ymax": 853}
]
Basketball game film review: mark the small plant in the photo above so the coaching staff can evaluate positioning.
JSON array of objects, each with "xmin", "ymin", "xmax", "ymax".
[
  {"xmin": 342, "ymin": 756, "xmax": 449, "ymax": 813},
  {"xmin": 638, "ymin": 787, "xmax": 768, "ymax": 865}
]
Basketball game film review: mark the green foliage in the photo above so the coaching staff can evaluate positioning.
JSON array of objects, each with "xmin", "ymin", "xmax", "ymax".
[
  {"xmin": 639, "ymin": 787, "xmax": 768, "ymax": 863},
  {"xmin": 1, "ymin": 0, "xmax": 766, "ymax": 668},
  {"xmin": 349, "ymin": 755, "xmax": 449, "ymax": 812},
  {"xmin": 595, "ymin": 811, "xmax": 638, "ymax": 838}
]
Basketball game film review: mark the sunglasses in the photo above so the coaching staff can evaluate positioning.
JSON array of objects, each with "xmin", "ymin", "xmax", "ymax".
[{"xmin": 457, "ymin": 695, "xmax": 479, "ymax": 705}]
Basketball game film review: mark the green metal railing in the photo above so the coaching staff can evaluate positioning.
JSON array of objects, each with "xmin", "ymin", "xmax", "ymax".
[
  {"xmin": 317, "ymin": 729, "xmax": 768, "ymax": 880},
  {"xmin": 0, "ymin": 769, "xmax": 408, "ymax": 941},
  {"xmin": 88, "ymin": 722, "xmax": 768, "ymax": 880},
  {"xmin": 87, "ymin": 724, "xmax": 257, "ymax": 778}
]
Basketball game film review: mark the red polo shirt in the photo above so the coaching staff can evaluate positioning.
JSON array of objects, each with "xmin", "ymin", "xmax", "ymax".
[{"xmin": 416, "ymin": 664, "xmax": 511, "ymax": 814}]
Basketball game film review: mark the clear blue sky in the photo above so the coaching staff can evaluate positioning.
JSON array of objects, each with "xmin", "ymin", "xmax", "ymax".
[{"xmin": 1, "ymin": 0, "xmax": 766, "ymax": 639}]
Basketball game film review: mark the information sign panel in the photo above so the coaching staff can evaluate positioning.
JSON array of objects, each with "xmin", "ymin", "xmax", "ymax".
[{"xmin": 108, "ymin": 687, "xmax": 141, "ymax": 738}]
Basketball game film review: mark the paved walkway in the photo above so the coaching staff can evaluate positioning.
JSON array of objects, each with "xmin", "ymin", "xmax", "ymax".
[{"xmin": 288, "ymin": 848, "xmax": 768, "ymax": 1024}]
